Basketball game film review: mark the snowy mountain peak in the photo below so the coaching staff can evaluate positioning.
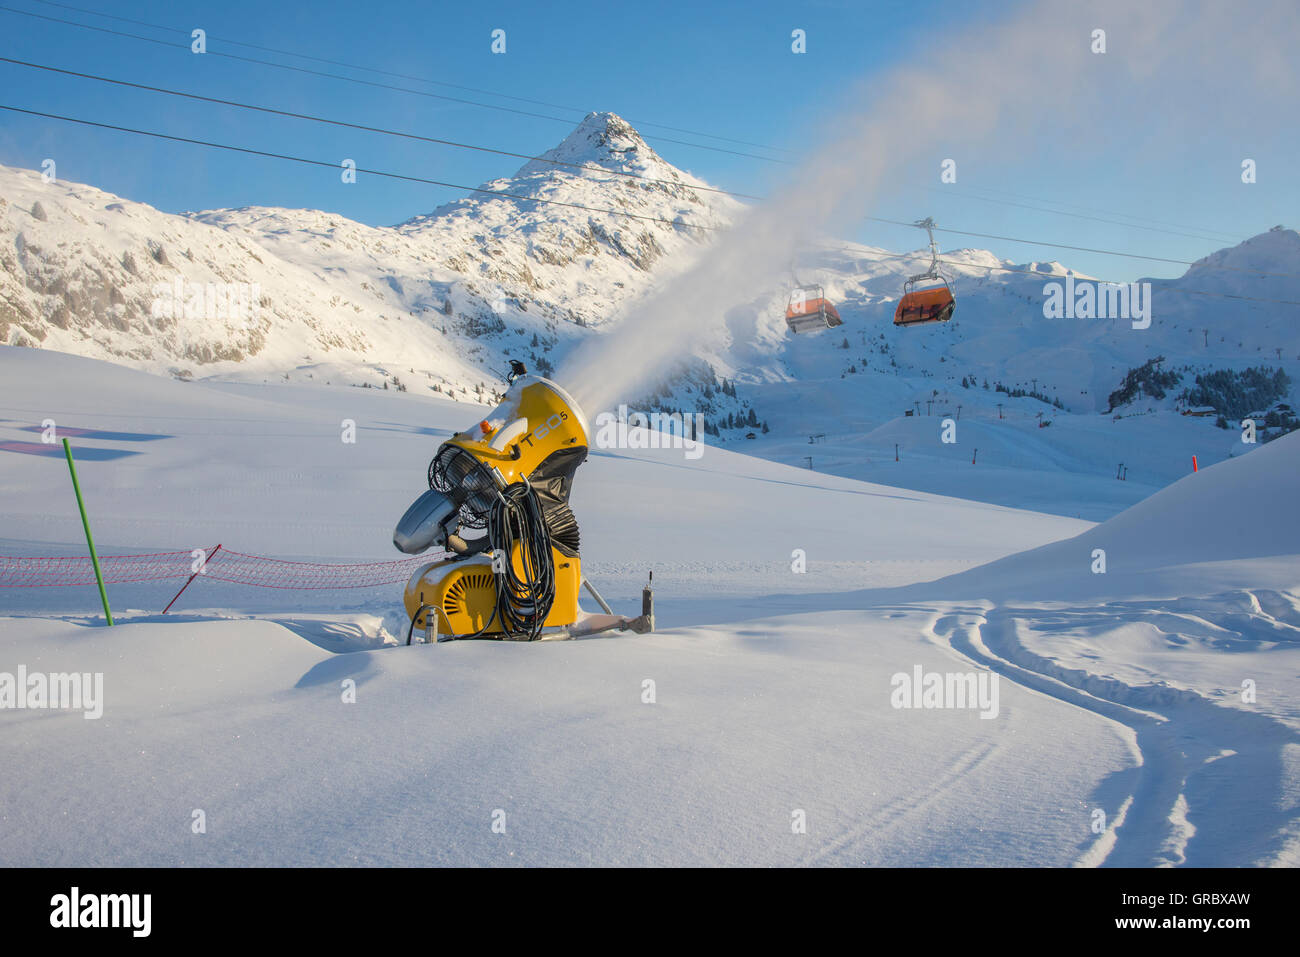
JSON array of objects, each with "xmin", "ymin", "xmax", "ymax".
[
  {"xmin": 517, "ymin": 111, "xmax": 644, "ymax": 170},
  {"xmin": 516, "ymin": 111, "xmax": 656, "ymax": 177},
  {"xmin": 1157, "ymin": 226, "xmax": 1300, "ymax": 301},
  {"xmin": 1188, "ymin": 226, "xmax": 1299, "ymax": 276},
  {"xmin": 400, "ymin": 109, "xmax": 728, "ymax": 237}
]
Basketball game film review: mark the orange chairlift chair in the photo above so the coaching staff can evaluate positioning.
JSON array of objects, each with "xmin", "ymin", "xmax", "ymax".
[
  {"xmin": 785, "ymin": 258, "xmax": 842, "ymax": 333},
  {"xmin": 894, "ymin": 218, "xmax": 956, "ymax": 327},
  {"xmin": 785, "ymin": 284, "xmax": 843, "ymax": 333}
]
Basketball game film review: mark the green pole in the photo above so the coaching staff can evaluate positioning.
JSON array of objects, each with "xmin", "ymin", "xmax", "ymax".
[{"xmin": 62, "ymin": 438, "xmax": 114, "ymax": 626}]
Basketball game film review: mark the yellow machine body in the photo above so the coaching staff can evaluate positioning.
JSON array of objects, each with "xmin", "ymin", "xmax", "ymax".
[
  {"xmin": 399, "ymin": 375, "xmax": 590, "ymax": 639},
  {"xmin": 404, "ymin": 547, "xmax": 582, "ymax": 639},
  {"xmin": 442, "ymin": 375, "xmax": 589, "ymax": 487}
]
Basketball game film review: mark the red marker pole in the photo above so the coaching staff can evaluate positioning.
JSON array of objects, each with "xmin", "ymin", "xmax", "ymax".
[
  {"xmin": 1192, "ymin": 455, "xmax": 1198, "ymax": 473},
  {"xmin": 162, "ymin": 543, "xmax": 222, "ymax": 614}
]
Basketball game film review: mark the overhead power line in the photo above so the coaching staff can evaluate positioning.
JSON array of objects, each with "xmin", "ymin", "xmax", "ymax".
[
  {"xmin": 821, "ymin": 247, "xmax": 1300, "ymax": 308},
  {"xmin": 0, "ymin": 103, "xmax": 727, "ymax": 232},
  {"xmin": 6, "ymin": 93, "xmax": 1294, "ymax": 291},
  {"xmin": 3, "ymin": 54, "xmax": 1285, "ymax": 283},
  {"xmin": 4, "ymin": 8, "xmax": 1280, "ymax": 259},
  {"xmin": 0, "ymin": 3, "xmax": 791, "ymax": 164},
  {"xmin": 936, "ymin": 257, "xmax": 1300, "ymax": 307},
  {"xmin": 8, "ymin": 99, "xmax": 1298, "ymax": 301},
  {"xmin": 27, "ymin": 0, "xmax": 790, "ymax": 153},
  {"xmin": 13, "ymin": 100, "xmax": 1295, "ymax": 307},
  {"xmin": 943, "ymin": 182, "xmax": 1244, "ymax": 243},
  {"xmin": 26, "ymin": 0, "xmax": 793, "ymax": 154},
  {"xmin": 920, "ymin": 184, "xmax": 1244, "ymax": 245},
  {"xmin": 0, "ymin": 56, "xmax": 763, "ymax": 202},
  {"xmin": 866, "ymin": 217, "xmax": 1300, "ymax": 280}
]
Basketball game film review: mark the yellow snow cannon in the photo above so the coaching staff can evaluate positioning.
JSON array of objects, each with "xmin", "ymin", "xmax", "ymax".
[{"xmin": 393, "ymin": 361, "xmax": 654, "ymax": 643}]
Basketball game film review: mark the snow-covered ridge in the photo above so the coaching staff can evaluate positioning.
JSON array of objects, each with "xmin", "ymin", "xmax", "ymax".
[
  {"xmin": 0, "ymin": 112, "xmax": 736, "ymax": 398},
  {"xmin": 1, "ymin": 345, "xmax": 1296, "ymax": 866},
  {"xmin": 2, "ymin": 111, "xmax": 1298, "ymax": 425}
]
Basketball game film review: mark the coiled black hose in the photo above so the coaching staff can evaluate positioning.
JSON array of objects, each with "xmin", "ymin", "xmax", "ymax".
[
  {"xmin": 408, "ymin": 478, "xmax": 555, "ymax": 643},
  {"xmin": 487, "ymin": 481, "xmax": 556, "ymax": 641}
]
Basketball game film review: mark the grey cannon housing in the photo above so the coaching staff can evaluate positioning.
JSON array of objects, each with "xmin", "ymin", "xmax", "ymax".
[{"xmin": 392, "ymin": 488, "xmax": 459, "ymax": 555}]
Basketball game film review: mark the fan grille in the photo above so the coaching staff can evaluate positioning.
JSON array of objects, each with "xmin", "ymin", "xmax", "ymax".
[
  {"xmin": 442, "ymin": 569, "xmax": 496, "ymax": 620},
  {"xmin": 428, "ymin": 444, "xmax": 498, "ymax": 529}
]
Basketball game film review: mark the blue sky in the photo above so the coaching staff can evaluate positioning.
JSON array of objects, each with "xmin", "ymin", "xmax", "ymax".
[{"xmin": 0, "ymin": 0, "xmax": 1294, "ymax": 281}]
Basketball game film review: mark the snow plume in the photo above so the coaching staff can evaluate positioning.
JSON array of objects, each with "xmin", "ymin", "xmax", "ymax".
[{"xmin": 558, "ymin": 0, "xmax": 1299, "ymax": 415}]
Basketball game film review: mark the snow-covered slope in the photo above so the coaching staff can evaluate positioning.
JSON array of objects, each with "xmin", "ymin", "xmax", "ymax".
[
  {"xmin": 711, "ymin": 227, "xmax": 1300, "ymax": 517},
  {"xmin": 1, "ymin": 348, "xmax": 1296, "ymax": 867},
  {"xmin": 0, "ymin": 112, "xmax": 735, "ymax": 399},
  {"xmin": 923, "ymin": 429, "xmax": 1300, "ymax": 600},
  {"xmin": 721, "ymin": 228, "xmax": 1300, "ymax": 414},
  {"xmin": 5, "ymin": 112, "xmax": 1295, "ymax": 433},
  {"xmin": 5, "ymin": 123, "xmax": 1297, "ymax": 530}
]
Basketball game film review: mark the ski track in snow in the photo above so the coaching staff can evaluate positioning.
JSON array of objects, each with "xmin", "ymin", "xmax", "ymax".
[
  {"xmin": 929, "ymin": 604, "xmax": 1300, "ymax": 867},
  {"xmin": 801, "ymin": 733, "xmax": 1003, "ymax": 866}
]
